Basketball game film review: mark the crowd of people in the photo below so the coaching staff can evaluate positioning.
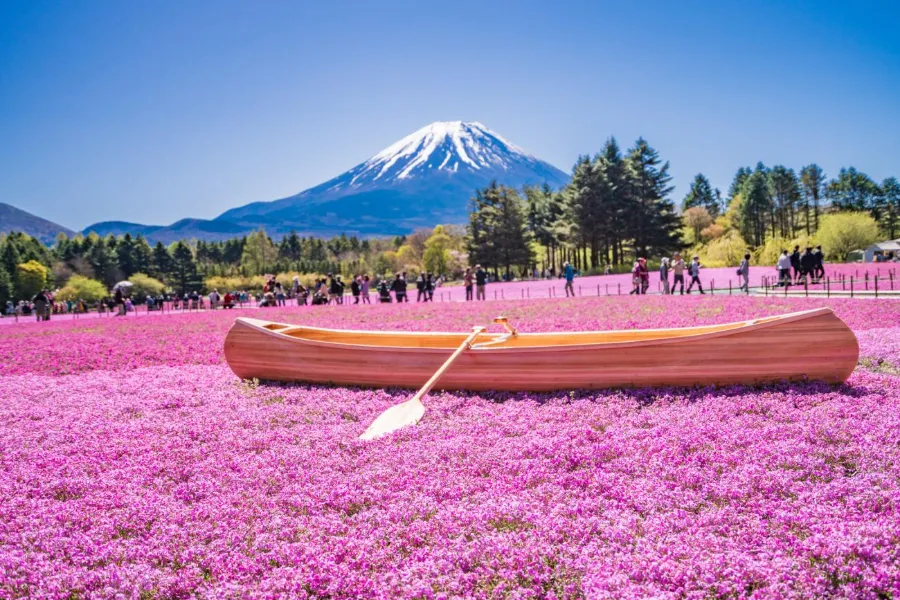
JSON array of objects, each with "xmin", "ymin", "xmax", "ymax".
[
  {"xmin": 775, "ymin": 245, "xmax": 826, "ymax": 286},
  {"xmin": 11, "ymin": 243, "xmax": 888, "ymax": 323},
  {"xmin": 632, "ymin": 253, "xmax": 708, "ymax": 295}
]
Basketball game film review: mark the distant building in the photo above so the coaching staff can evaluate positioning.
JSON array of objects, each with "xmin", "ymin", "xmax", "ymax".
[{"xmin": 864, "ymin": 239, "xmax": 900, "ymax": 262}]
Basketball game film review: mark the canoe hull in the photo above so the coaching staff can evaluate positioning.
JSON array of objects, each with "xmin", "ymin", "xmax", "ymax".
[{"xmin": 223, "ymin": 309, "xmax": 859, "ymax": 391}]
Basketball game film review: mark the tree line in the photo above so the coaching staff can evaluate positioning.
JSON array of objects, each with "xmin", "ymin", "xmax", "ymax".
[
  {"xmin": 3, "ymin": 134, "xmax": 898, "ymax": 305},
  {"xmin": 469, "ymin": 137, "xmax": 682, "ymax": 276}
]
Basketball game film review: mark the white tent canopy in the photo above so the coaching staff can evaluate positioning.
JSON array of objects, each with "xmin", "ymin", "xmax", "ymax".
[{"xmin": 864, "ymin": 239, "xmax": 900, "ymax": 262}]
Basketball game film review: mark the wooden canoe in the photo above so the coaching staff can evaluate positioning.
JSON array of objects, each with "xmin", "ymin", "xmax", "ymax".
[{"xmin": 223, "ymin": 307, "xmax": 859, "ymax": 391}]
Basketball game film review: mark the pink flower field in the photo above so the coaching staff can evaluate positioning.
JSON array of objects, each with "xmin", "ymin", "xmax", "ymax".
[{"xmin": 2, "ymin": 296, "xmax": 900, "ymax": 598}]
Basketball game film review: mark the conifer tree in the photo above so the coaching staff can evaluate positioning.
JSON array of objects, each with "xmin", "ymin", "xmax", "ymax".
[
  {"xmin": 151, "ymin": 242, "xmax": 174, "ymax": 280},
  {"xmin": 116, "ymin": 233, "xmax": 139, "ymax": 278},
  {"xmin": 769, "ymin": 166, "xmax": 801, "ymax": 238},
  {"xmin": 0, "ymin": 265, "xmax": 12, "ymax": 306},
  {"xmin": 727, "ymin": 167, "xmax": 752, "ymax": 200},
  {"xmin": 879, "ymin": 177, "xmax": 900, "ymax": 240},
  {"xmin": 170, "ymin": 241, "xmax": 201, "ymax": 295},
  {"xmin": 626, "ymin": 138, "xmax": 681, "ymax": 259},
  {"xmin": 827, "ymin": 167, "xmax": 880, "ymax": 213},
  {"xmin": 682, "ymin": 174, "xmax": 718, "ymax": 217},
  {"xmin": 800, "ymin": 164, "xmax": 825, "ymax": 233},
  {"xmin": 88, "ymin": 239, "xmax": 119, "ymax": 287},
  {"xmin": 737, "ymin": 170, "xmax": 772, "ymax": 246}
]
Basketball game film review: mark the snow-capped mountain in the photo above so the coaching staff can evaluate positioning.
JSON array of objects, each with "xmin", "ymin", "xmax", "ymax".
[
  {"xmin": 83, "ymin": 121, "xmax": 569, "ymax": 241},
  {"xmin": 341, "ymin": 121, "xmax": 560, "ymax": 187},
  {"xmin": 216, "ymin": 121, "xmax": 569, "ymax": 236}
]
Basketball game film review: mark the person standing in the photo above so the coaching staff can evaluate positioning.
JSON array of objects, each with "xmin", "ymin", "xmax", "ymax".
[
  {"xmin": 337, "ymin": 276, "xmax": 346, "ymax": 304},
  {"xmin": 351, "ymin": 275, "xmax": 361, "ymax": 304},
  {"xmin": 800, "ymin": 247, "xmax": 815, "ymax": 285},
  {"xmin": 475, "ymin": 265, "xmax": 487, "ymax": 301},
  {"xmin": 416, "ymin": 274, "xmax": 426, "ymax": 302},
  {"xmin": 670, "ymin": 252, "xmax": 686, "ymax": 295},
  {"xmin": 638, "ymin": 258, "xmax": 650, "ymax": 294},
  {"xmin": 813, "ymin": 245, "xmax": 825, "ymax": 282},
  {"xmin": 361, "ymin": 274, "xmax": 371, "ymax": 304},
  {"xmin": 776, "ymin": 250, "xmax": 791, "ymax": 286},
  {"xmin": 209, "ymin": 288, "xmax": 220, "ymax": 310},
  {"xmin": 737, "ymin": 253, "xmax": 750, "ymax": 293},
  {"xmin": 391, "ymin": 273, "xmax": 407, "ymax": 303},
  {"xmin": 32, "ymin": 289, "xmax": 48, "ymax": 322},
  {"xmin": 328, "ymin": 274, "xmax": 341, "ymax": 304},
  {"xmin": 563, "ymin": 261, "xmax": 575, "ymax": 297},
  {"xmin": 686, "ymin": 256, "xmax": 704, "ymax": 294},
  {"xmin": 464, "ymin": 267, "xmax": 474, "ymax": 301},
  {"xmin": 114, "ymin": 287, "xmax": 126, "ymax": 316},
  {"xmin": 790, "ymin": 245, "xmax": 801, "ymax": 284},
  {"xmin": 425, "ymin": 273, "xmax": 435, "ymax": 301},
  {"xmin": 659, "ymin": 257, "xmax": 670, "ymax": 295},
  {"xmin": 400, "ymin": 272, "xmax": 410, "ymax": 302}
]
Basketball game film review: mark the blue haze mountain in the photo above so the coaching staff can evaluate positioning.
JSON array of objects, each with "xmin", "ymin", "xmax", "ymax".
[{"xmin": 0, "ymin": 202, "xmax": 75, "ymax": 244}]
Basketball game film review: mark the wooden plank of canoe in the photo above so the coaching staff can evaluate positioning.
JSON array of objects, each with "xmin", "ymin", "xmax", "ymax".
[{"xmin": 224, "ymin": 310, "xmax": 858, "ymax": 390}]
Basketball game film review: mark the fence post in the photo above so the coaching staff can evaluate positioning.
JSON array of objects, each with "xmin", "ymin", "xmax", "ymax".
[
  {"xmin": 729, "ymin": 280, "xmax": 732, "ymax": 295},
  {"xmin": 875, "ymin": 276, "xmax": 879, "ymax": 298},
  {"xmin": 711, "ymin": 280, "xmax": 714, "ymax": 295},
  {"xmin": 850, "ymin": 277, "xmax": 854, "ymax": 298},
  {"xmin": 597, "ymin": 284, "xmax": 600, "ymax": 295},
  {"xmin": 827, "ymin": 277, "xmax": 830, "ymax": 298},
  {"xmin": 606, "ymin": 284, "xmax": 609, "ymax": 295},
  {"xmin": 618, "ymin": 283, "xmax": 621, "ymax": 295},
  {"xmin": 804, "ymin": 279, "xmax": 808, "ymax": 297},
  {"xmin": 578, "ymin": 285, "xmax": 581, "ymax": 296}
]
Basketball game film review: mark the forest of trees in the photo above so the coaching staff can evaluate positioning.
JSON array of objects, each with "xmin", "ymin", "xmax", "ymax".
[{"xmin": 2, "ymin": 135, "xmax": 898, "ymax": 306}]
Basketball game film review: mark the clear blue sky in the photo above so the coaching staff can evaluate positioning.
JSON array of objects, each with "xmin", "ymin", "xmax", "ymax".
[{"xmin": 1, "ymin": 0, "xmax": 898, "ymax": 230}]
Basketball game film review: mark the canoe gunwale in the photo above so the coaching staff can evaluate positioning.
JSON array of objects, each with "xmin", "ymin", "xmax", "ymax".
[{"xmin": 230, "ymin": 307, "xmax": 840, "ymax": 354}]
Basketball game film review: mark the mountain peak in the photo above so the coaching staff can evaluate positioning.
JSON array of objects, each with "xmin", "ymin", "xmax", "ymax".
[
  {"xmin": 349, "ymin": 120, "xmax": 533, "ymax": 185},
  {"xmin": 208, "ymin": 120, "xmax": 570, "ymax": 237}
]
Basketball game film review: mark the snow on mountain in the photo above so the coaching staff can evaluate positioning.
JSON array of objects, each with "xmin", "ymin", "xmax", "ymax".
[
  {"xmin": 217, "ymin": 121, "xmax": 569, "ymax": 235},
  {"xmin": 348, "ymin": 121, "xmax": 532, "ymax": 184}
]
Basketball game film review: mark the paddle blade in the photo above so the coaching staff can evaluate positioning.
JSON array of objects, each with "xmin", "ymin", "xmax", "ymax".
[{"xmin": 359, "ymin": 398, "xmax": 425, "ymax": 440}]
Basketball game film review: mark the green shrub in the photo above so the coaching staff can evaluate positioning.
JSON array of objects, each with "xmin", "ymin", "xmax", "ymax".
[
  {"xmin": 129, "ymin": 273, "xmax": 166, "ymax": 302},
  {"xmin": 816, "ymin": 212, "xmax": 879, "ymax": 261},
  {"xmin": 57, "ymin": 275, "xmax": 107, "ymax": 303}
]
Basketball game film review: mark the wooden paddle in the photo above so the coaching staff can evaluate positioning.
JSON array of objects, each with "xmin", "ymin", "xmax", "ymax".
[{"xmin": 359, "ymin": 326, "xmax": 486, "ymax": 440}]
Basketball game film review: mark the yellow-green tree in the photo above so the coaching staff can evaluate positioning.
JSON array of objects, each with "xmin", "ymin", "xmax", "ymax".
[
  {"xmin": 423, "ymin": 225, "xmax": 452, "ymax": 275},
  {"xmin": 129, "ymin": 273, "xmax": 166, "ymax": 301},
  {"xmin": 16, "ymin": 260, "xmax": 50, "ymax": 300},
  {"xmin": 241, "ymin": 229, "xmax": 278, "ymax": 275},
  {"xmin": 816, "ymin": 212, "xmax": 879, "ymax": 261},
  {"xmin": 57, "ymin": 275, "xmax": 107, "ymax": 303}
]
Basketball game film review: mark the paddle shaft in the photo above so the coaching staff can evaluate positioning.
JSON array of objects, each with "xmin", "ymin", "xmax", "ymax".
[{"xmin": 410, "ymin": 326, "xmax": 486, "ymax": 404}]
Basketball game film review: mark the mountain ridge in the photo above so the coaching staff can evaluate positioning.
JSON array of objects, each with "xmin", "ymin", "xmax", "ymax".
[
  {"xmin": 83, "ymin": 121, "xmax": 569, "ymax": 241},
  {"xmin": 0, "ymin": 202, "xmax": 75, "ymax": 244}
]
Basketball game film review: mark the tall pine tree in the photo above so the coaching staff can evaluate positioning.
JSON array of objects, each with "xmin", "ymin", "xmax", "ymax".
[
  {"xmin": 626, "ymin": 138, "xmax": 681, "ymax": 258},
  {"xmin": 682, "ymin": 174, "xmax": 719, "ymax": 217},
  {"xmin": 170, "ymin": 242, "xmax": 201, "ymax": 295}
]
